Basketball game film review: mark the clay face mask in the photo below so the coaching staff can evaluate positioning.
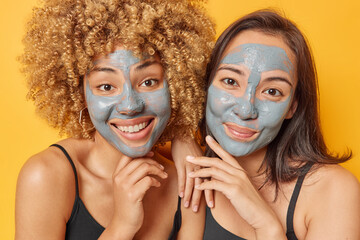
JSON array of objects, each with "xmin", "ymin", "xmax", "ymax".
[
  {"xmin": 206, "ymin": 43, "xmax": 294, "ymax": 157},
  {"xmin": 86, "ymin": 50, "xmax": 171, "ymax": 157}
]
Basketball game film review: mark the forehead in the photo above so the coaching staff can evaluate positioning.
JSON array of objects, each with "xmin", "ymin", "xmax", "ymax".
[
  {"xmin": 221, "ymin": 30, "xmax": 296, "ymax": 71},
  {"xmin": 221, "ymin": 44, "xmax": 293, "ymax": 74},
  {"xmin": 93, "ymin": 46, "xmax": 160, "ymax": 67}
]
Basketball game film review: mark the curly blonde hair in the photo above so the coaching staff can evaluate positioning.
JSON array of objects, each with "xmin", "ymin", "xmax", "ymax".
[{"xmin": 20, "ymin": 0, "xmax": 215, "ymax": 142}]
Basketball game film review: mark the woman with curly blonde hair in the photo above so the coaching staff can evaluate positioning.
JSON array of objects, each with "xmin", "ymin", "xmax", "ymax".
[{"xmin": 15, "ymin": 0, "xmax": 215, "ymax": 239}]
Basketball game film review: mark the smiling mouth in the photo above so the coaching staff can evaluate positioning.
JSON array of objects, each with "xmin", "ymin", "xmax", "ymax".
[
  {"xmin": 109, "ymin": 117, "xmax": 155, "ymax": 145},
  {"xmin": 223, "ymin": 122, "xmax": 260, "ymax": 142},
  {"xmin": 111, "ymin": 119, "xmax": 153, "ymax": 133}
]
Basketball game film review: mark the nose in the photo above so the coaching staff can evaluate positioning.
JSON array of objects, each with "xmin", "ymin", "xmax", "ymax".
[
  {"xmin": 116, "ymin": 91, "xmax": 145, "ymax": 115},
  {"xmin": 232, "ymin": 87, "xmax": 258, "ymax": 120}
]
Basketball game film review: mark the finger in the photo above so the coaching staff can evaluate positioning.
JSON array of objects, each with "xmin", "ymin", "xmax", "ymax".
[
  {"xmin": 206, "ymin": 135, "xmax": 240, "ymax": 168},
  {"xmin": 204, "ymin": 181, "xmax": 214, "ymax": 208},
  {"xmin": 131, "ymin": 176, "xmax": 161, "ymax": 201},
  {"xmin": 145, "ymin": 151, "xmax": 154, "ymax": 158},
  {"xmin": 190, "ymin": 177, "xmax": 203, "ymax": 212},
  {"xmin": 176, "ymin": 165, "xmax": 186, "ymax": 198},
  {"xmin": 126, "ymin": 162, "xmax": 168, "ymax": 186},
  {"xmin": 195, "ymin": 179, "xmax": 230, "ymax": 195},
  {"xmin": 183, "ymin": 170, "xmax": 194, "ymax": 208},
  {"xmin": 188, "ymin": 167, "xmax": 233, "ymax": 183},
  {"xmin": 119, "ymin": 158, "xmax": 164, "ymax": 178},
  {"xmin": 186, "ymin": 156, "xmax": 238, "ymax": 175}
]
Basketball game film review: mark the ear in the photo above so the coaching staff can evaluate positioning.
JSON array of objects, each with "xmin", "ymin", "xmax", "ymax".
[{"xmin": 285, "ymin": 98, "xmax": 298, "ymax": 119}]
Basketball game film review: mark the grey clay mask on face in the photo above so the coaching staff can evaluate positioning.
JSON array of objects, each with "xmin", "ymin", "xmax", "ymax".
[
  {"xmin": 206, "ymin": 43, "xmax": 295, "ymax": 157},
  {"xmin": 85, "ymin": 50, "xmax": 171, "ymax": 157}
]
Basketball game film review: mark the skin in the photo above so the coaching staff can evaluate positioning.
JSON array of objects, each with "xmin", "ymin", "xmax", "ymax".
[
  {"xmin": 15, "ymin": 47, "xmax": 206, "ymax": 240},
  {"xmin": 187, "ymin": 30, "xmax": 360, "ymax": 240},
  {"xmin": 86, "ymin": 49, "xmax": 171, "ymax": 158},
  {"xmin": 206, "ymin": 43, "xmax": 295, "ymax": 157},
  {"xmin": 171, "ymin": 138, "xmax": 206, "ymax": 211}
]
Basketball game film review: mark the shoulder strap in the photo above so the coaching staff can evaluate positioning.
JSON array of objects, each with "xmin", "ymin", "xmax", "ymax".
[
  {"xmin": 50, "ymin": 144, "xmax": 79, "ymax": 196},
  {"xmin": 286, "ymin": 163, "xmax": 314, "ymax": 234},
  {"xmin": 168, "ymin": 197, "xmax": 182, "ymax": 240}
]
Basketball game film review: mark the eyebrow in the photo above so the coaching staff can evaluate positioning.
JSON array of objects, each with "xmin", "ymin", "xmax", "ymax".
[
  {"xmin": 217, "ymin": 66, "xmax": 245, "ymax": 75},
  {"xmin": 90, "ymin": 66, "xmax": 117, "ymax": 73},
  {"xmin": 263, "ymin": 77, "xmax": 293, "ymax": 87},
  {"xmin": 134, "ymin": 60, "xmax": 161, "ymax": 71}
]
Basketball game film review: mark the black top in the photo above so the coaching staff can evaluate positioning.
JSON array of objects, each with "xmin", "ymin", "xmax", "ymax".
[
  {"xmin": 50, "ymin": 144, "xmax": 181, "ymax": 240},
  {"xmin": 203, "ymin": 163, "xmax": 313, "ymax": 240}
]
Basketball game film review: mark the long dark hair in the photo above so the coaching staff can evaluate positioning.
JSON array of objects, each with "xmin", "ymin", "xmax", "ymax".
[{"xmin": 202, "ymin": 9, "xmax": 351, "ymax": 190}]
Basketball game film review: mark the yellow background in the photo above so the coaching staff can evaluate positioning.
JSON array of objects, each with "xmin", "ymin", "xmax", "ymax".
[{"xmin": 1, "ymin": 0, "xmax": 359, "ymax": 238}]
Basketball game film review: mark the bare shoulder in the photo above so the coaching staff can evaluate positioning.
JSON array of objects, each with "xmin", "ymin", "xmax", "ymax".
[
  {"xmin": 15, "ymin": 140, "xmax": 79, "ymax": 239},
  {"xmin": 17, "ymin": 140, "xmax": 77, "ymax": 198},
  {"xmin": 306, "ymin": 164, "xmax": 360, "ymax": 197},
  {"xmin": 303, "ymin": 164, "xmax": 360, "ymax": 239}
]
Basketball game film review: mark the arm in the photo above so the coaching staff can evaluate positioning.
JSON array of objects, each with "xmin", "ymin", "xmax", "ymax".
[
  {"xmin": 177, "ymin": 196, "xmax": 206, "ymax": 240},
  {"xmin": 172, "ymin": 136, "xmax": 214, "ymax": 211},
  {"xmin": 15, "ymin": 151, "xmax": 74, "ymax": 240}
]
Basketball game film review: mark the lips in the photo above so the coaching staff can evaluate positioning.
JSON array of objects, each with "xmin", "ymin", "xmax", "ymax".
[
  {"xmin": 113, "ymin": 121, "xmax": 149, "ymax": 133},
  {"xmin": 224, "ymin": 122, "xmax": 259, "ymax": 142},
  {"xmin": 109, "ymin": 117, "xmax": 155, "ymax": 143}
]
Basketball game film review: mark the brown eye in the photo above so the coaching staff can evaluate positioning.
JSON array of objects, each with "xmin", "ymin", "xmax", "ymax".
[
  {"xmin": 264, "ymin": 88, "xmax": 282, "ymax": 96},
  {"xmin": 268, "ymin": 89, "xmax": 276, "ymax": 95},
  {"xmin": 99, "ymin": 84, "xmax": 114, "ymax": 91},
  {"xmin": 222, "ymin": 78, "xmax": 238, "ymax": 86},
  {"xmin": 140, "ymin": 79, "xmax": 158, "ymax": 87}
]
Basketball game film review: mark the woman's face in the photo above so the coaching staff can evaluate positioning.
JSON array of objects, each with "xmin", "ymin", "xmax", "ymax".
[
  {"xmin": 84, "ymin": 47, "xmax": 171, "ymax": 157},
  {"xmin": 206, "ymin": 30, "xmax": 298, "ymax": 157}
]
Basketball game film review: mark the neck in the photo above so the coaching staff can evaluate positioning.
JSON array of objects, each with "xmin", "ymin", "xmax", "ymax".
[
  {"xmin": 88, "ymin": 131, "xmax": 129, "ymax": 178},
  {"xmin": 235, "ymin": 147, "xmax": 268, "ymax": 185}
]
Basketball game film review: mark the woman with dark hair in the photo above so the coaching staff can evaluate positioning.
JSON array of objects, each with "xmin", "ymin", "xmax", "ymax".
[{"xmin": 187, "ymin": 10, "xmax": 360, "ymax": 239}]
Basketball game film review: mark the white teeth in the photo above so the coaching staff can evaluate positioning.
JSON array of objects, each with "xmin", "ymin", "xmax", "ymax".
[
  {"xmin": 115, "ymin": 121, "xmax": 148, "ymax": 133},
  {"xmin": 129, "ymin": 126, "xmax": 134, "ymax": 133}
]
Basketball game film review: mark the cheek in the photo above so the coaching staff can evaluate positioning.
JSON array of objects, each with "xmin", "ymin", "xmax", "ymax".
[
  {"xmin": 207, "ymin": 85, "xmax": 235, "ymax": 117},
  {"xmin": 87, "ymin": 96, "xmax": 118, "ymax": 122},
  {"xmin": 141, "ymin": 87, "xmax": 171, "ymax": 116},
  {"xmin": 256, "ymin": 98, "xmax": 291, "ymax": 127}
]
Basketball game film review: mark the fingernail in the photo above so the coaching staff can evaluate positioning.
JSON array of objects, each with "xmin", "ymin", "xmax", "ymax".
[
  {"xmin": 208, "ymin": 201, "xmax": 214, "ymax": 208},
  {"xmin": 163, "ymin": 172, "xmax": 168, "ymax": 177},
  {"xmin": 193, "ymin": 205, "xmax": 198, "ymax": 212},
  {"xmin": 179, "ymin": 192, "xmax": 184, "ymax": 198},
  {"xmin": 159, "ymin": 164, "xmax": 164, "ymax": 170},
  {"xmin": 206, "ymin": 135, "xmax": 213, "ymax": 141},
  {"xmin": 186, "ymin": 155, "xmax": 195, "ymax": 160},
  {"xmin": 184, "ymin": 201, "xmax": 190, "ymax": 208}
]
